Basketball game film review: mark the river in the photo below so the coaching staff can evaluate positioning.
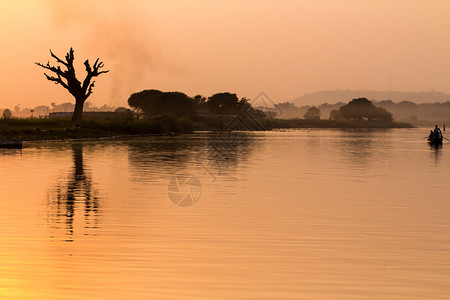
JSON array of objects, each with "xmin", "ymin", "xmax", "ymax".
[{"xmin": 0, "ymin": 128, "xmax": 449, "ymax": 299}]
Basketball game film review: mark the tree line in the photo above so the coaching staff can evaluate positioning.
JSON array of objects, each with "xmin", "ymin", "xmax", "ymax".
[
  {"xmin": 127, "ymin": 89, "xmax": 262, "ymax": 118},
  {"xmin": 375, "ymin": 100, "xmax": 450, "ymax": 123},
  {"xmin": 0, "ymin": 102, "xmax": 117, "ymax": 119},
  {"xmin": 275, "ymin": 98, "xmax": 393, "ymax": 122},
  {"xmin": 275, "ymin": 98, "xmax": 450, "ymax": 124}
]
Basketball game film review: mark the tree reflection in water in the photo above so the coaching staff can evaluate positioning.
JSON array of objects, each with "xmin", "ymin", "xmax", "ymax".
[
  {"xmin": 337, "ymin": 129, "xmax": 384, "ymax": 170},
  {"xmin": 47, "ymin": 143, "xmax": 100, "ymax": 241},
  {"xmin": 126, "ymin": 133, "xmax": 257, "ymax": 183}
]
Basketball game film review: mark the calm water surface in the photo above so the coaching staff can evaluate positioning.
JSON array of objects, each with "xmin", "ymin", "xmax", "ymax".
[{"xmin": 0, "ymin": 128, "xmax": 449, "ymax": 299}]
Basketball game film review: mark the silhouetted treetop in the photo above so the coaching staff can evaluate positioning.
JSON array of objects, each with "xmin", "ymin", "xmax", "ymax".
[
  {"xmin": 329, "ymin": 109, "xmax": 343, "ymax": 120},
  {"xmin": 304, "ymin": 106, "xmax": 321, "ymax": 120},
  {"xmin": 2, "ymin": 109, "xmax": 12, "ymax": 118},
  {"xmin": 339, "ymin": 98, "xmax": 393, "ymax": 121},
  {"xmin": 128, "ymin": 89, "xmax": 196, "ymax": 117},
  {"xmin": 206, "ymin": 92, "xmax": 253, "ymax": 115}
]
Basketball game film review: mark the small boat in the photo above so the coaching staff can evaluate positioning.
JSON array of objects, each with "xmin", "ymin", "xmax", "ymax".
[
  {"xmin": 0, "ymin": 139, "xmax": 22, "ymax": 149},
  {"xmin": 428, "ymin": 136, "xmax": 443, "ymax": 145}
]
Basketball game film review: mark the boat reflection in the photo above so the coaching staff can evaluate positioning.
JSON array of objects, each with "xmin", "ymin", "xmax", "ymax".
[
  {"xmin": 428, "ymin": 142, "xmax": 443, "ymax": 150},
  {"xmin": 47, "ymin": 143, "xmax": 100, "ymax": 242},
  {"xmin": 429, "ymin": 141, "xmax": 442, "ymax": 165}
]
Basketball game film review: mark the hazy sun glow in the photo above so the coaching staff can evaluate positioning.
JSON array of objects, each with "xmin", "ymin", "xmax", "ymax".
[{"xmin": 1, "ymin": 0, "xmax": 450, "ymax": 108}]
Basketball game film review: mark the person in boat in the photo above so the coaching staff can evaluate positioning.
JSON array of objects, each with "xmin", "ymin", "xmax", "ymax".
[
  {"xmin": 434, "ymin": 125, "xmax": 442, "ymax": 139},
  {"xmin": 428, "ymin": 130, "xmax": 434, "ymax": 140}
]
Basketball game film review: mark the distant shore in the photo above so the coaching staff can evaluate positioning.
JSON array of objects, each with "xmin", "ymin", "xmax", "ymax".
[{"xmin": 268, "ymin": 118, "xmax": 413, "ymax": 129}]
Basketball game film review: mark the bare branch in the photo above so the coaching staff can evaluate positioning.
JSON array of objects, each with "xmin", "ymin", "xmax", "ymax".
[
  {"xmin": 97, "ymin": 70, "xmax": 109, "ymax": 75},
  {"xmin": 35, "ymin": 62, "xmax": 69, "ymax": 79},
  {"xmin": 86, "ymin": 81, "xmax": 95, "ymax": 98},
  {"xmin": 84, "ymin": 60, "xmax": 91, "ymax": 73},
  {"xmin": 93, "ymin": 58, "xmax": 100, "ymax": 69},
  {"xmin": 43, "ymin": 73, "xmax": 69, "ymax": 89},
  {"xmin": 49, "ymin": 49, "xmax": 68, "ymax": 67},
  {"xmin": 65, "ymin": 48, "xmax": 75, "ymax": 67},
  {"xmin": 85, "ymin": 58, "xmax": 110, "ymax": 76},
  {"xmin": 81, "ymin": 58, "xmax": 109, "ymax": 94},
  {"xmin": 56, "ymin": 73, "xmax": 69, "ymax": 89}
]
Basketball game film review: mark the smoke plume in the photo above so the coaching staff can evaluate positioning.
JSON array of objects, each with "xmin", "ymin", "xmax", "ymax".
[{"xmin": 46, "ymin": 0, "xmax": 169, "ymax": 105}]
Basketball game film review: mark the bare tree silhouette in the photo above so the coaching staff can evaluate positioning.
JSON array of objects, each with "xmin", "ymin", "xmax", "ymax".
[{"xmin": 36, "ymin": 48, "xmax": 109, "ymax": 125}]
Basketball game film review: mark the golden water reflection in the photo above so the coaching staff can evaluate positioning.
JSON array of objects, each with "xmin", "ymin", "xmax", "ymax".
[
  {"xmin": 47, "ymin": 143, "xmax": 100, "ymax": 242},
  {"xmin": 0, "ymin": 130, "xmax": 449, "ymax": 299}
]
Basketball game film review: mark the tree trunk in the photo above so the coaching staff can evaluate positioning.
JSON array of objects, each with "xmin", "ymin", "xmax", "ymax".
[{"xmin": 72, "ymin": 98, "xmax": 85, "ymax": 125}]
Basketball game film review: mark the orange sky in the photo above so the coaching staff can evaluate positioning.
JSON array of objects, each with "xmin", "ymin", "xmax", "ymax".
[{"xmin": 1, "ymin": 0, "xmax": 450, "ymax": 108}]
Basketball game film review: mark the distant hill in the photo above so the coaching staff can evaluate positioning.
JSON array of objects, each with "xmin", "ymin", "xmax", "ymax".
[{"xmin": 291, "ymin": 90, "xmax": 450, "ymax": 106}]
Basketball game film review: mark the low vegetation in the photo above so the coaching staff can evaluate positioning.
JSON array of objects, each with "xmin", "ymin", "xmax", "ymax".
[{"xmin": 0, "ymin": 114, "xmax": 194, "ymax": 141}]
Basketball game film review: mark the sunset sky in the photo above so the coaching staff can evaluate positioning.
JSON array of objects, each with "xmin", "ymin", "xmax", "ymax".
[{"xmin": 1, "ymin": 0, "xmax": 450, "ymax": 108}]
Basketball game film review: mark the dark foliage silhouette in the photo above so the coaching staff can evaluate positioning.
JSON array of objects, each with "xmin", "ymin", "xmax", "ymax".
[
  {"xmin": 2, "ymin": 108, "xmax": 12, "ymax": 118},
  {"xmin": 304, "ymin": 106, "xmax": 321, "ymax": 120},
  {"xmin": 128, "ymin": 89, "xmax": 196, "ymax": 117},
  {"xmin": 329, "ymin": 109, "xmax": 343, "ymax": 120},
  {"xmin": 207, "ymin": 92, "xmax": 253, "ymax": 115},
  {"xmin": 340, "ymin": 98, "xmax": 393, "ymax": 121}
]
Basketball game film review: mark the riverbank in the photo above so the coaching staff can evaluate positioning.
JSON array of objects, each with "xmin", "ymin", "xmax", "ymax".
[
  {"xmin": 0, "ymin": 115, "xmax": 194, "ymax": 141},
  {"xmin": 0, "ymin": 116, "xmax": 414, "ymax": 141}
]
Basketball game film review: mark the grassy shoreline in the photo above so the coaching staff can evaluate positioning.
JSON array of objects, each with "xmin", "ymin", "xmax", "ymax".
[
  {"xmin": 0, "ymin": 115, "xmax": 194, "ymax": 141},
  {"xmin": 0, "ymin": 117, "xmax": 413, "ymax": 141}
]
